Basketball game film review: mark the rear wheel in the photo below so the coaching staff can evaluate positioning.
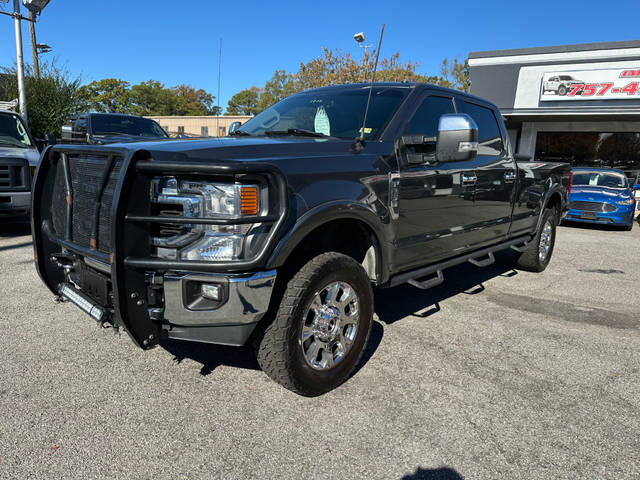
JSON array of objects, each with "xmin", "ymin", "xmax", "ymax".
[
  {"xmin": 515, "ymin": 208, "xmax": 557, "ymax": 272},
  {"xmin": 255, "ymin": 252, "xmax": 373, "ymax": 396}
]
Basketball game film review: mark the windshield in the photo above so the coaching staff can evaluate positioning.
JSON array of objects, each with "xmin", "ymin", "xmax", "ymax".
[
  {"xmin": 90, "ymin": 114, "xmax": 168, "ymax": 138},
  {"xmin": 237, "ymin": 86, "xmax": 409, "ymax": 140},
  {"xmin": 572, "ymin": 171, "xmax": 628, "ymax": 188},
  {"xmin": 0, "ymin": 113, "xmax": 33, "ymax": 148}
]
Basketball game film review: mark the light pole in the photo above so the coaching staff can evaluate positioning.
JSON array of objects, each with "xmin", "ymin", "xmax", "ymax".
[
  {"xmin": 353, "ymin": 32, "xmax": 373, "ymax": 82},
  {"xmin": 23, "ymin": 0, "xmax": 50, "ymax": 79},
  {"xmin": 13, "ymin": 0, "xmax": 28, "ymax": 122}
]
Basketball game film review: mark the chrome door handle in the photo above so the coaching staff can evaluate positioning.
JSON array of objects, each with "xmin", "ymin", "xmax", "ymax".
[
  {"xmin": 504, "ymin": 171, "xmax": 516, "ymax": 182},
  {"xmin": 462, "ymin": 174, "xmax": 477, "ymax": 184}
]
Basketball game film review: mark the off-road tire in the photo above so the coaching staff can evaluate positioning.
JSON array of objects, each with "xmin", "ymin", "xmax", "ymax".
[
  {"xmin": 515, "ymin": 207, "xmax": 557, "ymax": 272},
  {"xmin": 255, "ymin": 252, "xmax": 373, "ymax": 396}
]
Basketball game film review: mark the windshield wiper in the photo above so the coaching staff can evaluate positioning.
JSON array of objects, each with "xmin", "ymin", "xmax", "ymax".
[
  {"xmin": 229, "ymin": 129, "xmax": 252, "ymax": 136},
  {"xmin": 264, "ymin": 128, "xmax": 328, "ymax": 138}
]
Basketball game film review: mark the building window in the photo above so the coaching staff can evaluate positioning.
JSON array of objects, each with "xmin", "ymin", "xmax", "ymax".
[
  {"xmin": 535, "ymin": 132, "xmax": 640, "ymax": 170},
  {"xmin": 201, "ymin": 126, "xmax": 209, "ymax": 137},
  {"xmin": 218, "ymin": 126, "xmax": 226, "ymax": 137},
  {"xmin": 177, "ymin": 126, "xmax": 185, "ymax": 134}
]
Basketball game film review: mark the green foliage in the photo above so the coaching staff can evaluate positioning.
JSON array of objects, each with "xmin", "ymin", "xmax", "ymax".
[
  {"xmin": 256, "ymin": 70, "xmax": 296, "ymax": 112},
  {"xmin": 226, "ymin": 88, "xmax": 260, "ymax": 116},
  {"xmin": 229, "ymin": 47, "xmax": 463, "ymax": 115},
  {"xmin": 0, "ymin": 62, "xmax": 84, "ymax": 138},
  {"xmin": 77, "ymin": 79, "xmax": 221, "ymax": 116},
  {"xmin": 77, "ymin": 78, "xmax": 131, "ymax": 113},
  {"xmin": 440, "ymin": 57, "xmax": 471, "ymax": 92}
]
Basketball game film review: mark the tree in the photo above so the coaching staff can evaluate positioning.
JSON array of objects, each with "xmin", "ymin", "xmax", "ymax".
[
  {"xmin": 0, "ymin": 62, "xmax": 84, "ymax": 138},
  {"xmin": 256, "ymin": 70, "xmax": 296, "ymax": 112},
  {"xmin": 228, "ymin": 47, "xmax": 452, "ymax": 115},
  {"xmin": 77, "ymin": 78, "xmax": 131, "ymax": 113},
  {"xmin": 226, "ymin": 87, "xmax": 260, "ymax": 115},
  {"xmin": 171, "ymin": 84, "xmax": 221, "ymax": 115},
  {"xmin": 440, "ymin": 57, "xmax": 470, "ymax": 92},
  {"xmin": 129, "ymin": 80, "xmax": 179, "ymax": 116}
]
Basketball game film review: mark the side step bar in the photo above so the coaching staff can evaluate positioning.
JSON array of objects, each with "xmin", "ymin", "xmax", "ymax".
[{"xmin": 386, "ymin": 235, "xmax": 532, "ymax": 290}]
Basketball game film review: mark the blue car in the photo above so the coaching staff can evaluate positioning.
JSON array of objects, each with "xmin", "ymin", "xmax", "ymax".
[{"xmin": 564, "ymin": 168, "xmax": 637, "ymax": 230}]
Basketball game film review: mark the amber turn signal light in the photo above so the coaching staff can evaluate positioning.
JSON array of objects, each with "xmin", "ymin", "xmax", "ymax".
[{"xmin": 240, "ymin": 186, "xmax": 259, "ymax": 215}]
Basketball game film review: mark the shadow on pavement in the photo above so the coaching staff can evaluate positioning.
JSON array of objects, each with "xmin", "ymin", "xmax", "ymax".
[
  {"xmin": 0, "ymin": 219, "xmax": 31, "ymax": 238},
  {"xmin": 560, "ymin": 220, "xmax": 629, "ymax": 232},
  {"xmin": 401, "ymin": 466, "xmax": 464, "ymax": 480},
  {"xmin": 160, "ymin": 320, "xmax": 385, "ymax": 379},
  {"xmin": 160, "ymin": 340, "xmax": 260, "ymax": 376},
  {"xmin": 375, "ymin": 250, "xmax": 518, "ymax": 325}
]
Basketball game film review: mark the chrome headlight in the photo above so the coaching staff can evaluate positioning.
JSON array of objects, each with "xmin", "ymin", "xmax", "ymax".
[
  {"xmin": 152, "ymin": 177, "xmax": 263, "ymax": 261},
  {"xmin": 616, "ymin": 198, "xmax": 635, "ymax": 206}
]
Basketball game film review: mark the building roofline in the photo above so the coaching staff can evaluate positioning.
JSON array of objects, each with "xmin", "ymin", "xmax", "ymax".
[{"xmin": 469, "ymin": 40, "xmax": 640, "ymax": 60}]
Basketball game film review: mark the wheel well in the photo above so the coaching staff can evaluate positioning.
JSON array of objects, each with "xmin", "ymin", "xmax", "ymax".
[
  {"xmin": 281, "ymin": 219, "xmax": 380, "ymax": 283},
  {"xmin": 545, "ymin": 192, "xmax": 562, "ymax": 221}
]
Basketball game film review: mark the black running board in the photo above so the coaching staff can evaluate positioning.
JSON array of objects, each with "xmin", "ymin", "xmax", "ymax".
[{"xmin": 385, "ymin": 235, "xmax": 532, "ymax": 289}]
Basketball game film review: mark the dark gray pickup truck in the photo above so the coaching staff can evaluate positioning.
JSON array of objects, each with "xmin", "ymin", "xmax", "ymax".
[{"xmin": 32, "ymin": 83, "xmax": 570, "ymax": 396}]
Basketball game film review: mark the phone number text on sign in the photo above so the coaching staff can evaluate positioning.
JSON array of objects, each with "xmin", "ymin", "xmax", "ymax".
[
  {"xmin": 569, "ymin": 82, "xmax": 640, "ymax": 96},
  {"xmin": 539, "ymin": 68, "xmax": 640, "ymax": 101}
]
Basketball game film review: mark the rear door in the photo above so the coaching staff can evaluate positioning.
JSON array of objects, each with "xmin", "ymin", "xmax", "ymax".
[
  {"xmin": 394, "ymin": 93, "xmax": 477, "ymax": 269},
  {"xmin": 458, "ymin": 99, "xmax": 516, "ymax": 246}
]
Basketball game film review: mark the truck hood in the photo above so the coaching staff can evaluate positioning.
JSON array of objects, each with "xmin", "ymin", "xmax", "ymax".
[
  {"xmin": 110, "ymin": 136, "xmax": 365, "ymax": 162},
  {"xmin": 570, "ymin": 185, "xmax": 632, "ymax": 202},
  {"xmin": 92, "ymin": 133, "xmax": 170, "ymax": 144},
  {"xmin": 0, "ymin": 145, "xmax": 41, "ymax": 166}
]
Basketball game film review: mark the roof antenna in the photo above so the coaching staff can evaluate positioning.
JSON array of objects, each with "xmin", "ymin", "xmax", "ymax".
[{"xmin": 354, "ymin": 23, "xmax": 385, "ymax": 153}]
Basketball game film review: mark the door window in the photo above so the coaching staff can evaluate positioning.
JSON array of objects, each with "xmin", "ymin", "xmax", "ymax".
[
  {"xmin": 460, "ymin": 101, "xmax": 504, "ymax": 155},
  {"xmin": 408, "ymin": 96, "xmax": 455, "ymax": 137}
]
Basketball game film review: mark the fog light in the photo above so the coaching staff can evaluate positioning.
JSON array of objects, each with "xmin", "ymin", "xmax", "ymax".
[{"xmin": 201, "ymin": 283, "xmax": 222, "ymax": 301}]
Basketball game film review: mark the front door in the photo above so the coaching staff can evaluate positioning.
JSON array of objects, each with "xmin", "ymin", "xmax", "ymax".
[
  {"xmin": 458, "ymin": 99, "xmax": 516, "ymax": 247},
  {"xmin": 394, "ymin": 94, "xmax": 478, "ymax": 270}
]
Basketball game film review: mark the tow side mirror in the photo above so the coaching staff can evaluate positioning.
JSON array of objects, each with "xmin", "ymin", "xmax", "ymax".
[
  {"xmin": 229, "ymin": 121, "xmax": 241, "ymax": 135},
  {"xmin": 435, "ymin": 114, "xmax": 478, "ymax": 162}
]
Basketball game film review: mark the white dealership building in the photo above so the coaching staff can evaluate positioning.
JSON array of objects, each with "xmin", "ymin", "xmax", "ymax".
[{"xmin": 469, "ymin": 40, "xmax": 640, "ymax": 174}]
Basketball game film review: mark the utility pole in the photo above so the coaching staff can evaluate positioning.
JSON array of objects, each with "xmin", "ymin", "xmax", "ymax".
[
  {"xmin": 13, "ymin": 0, "xmax": 28, "ymax": 122},
  {"xmin": 28, "ymin": 8, "xmax": 38, "ymax": 78}
]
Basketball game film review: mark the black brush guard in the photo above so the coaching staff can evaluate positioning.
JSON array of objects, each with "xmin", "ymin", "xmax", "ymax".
[{"xmin": 32, "ymin": 145, "xmax": 288, "ymax": 350}]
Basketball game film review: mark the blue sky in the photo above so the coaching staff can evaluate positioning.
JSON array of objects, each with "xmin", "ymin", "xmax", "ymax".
[{"xmin": 1, "ymin": 0, "xmax": 638, "ymax": 112}]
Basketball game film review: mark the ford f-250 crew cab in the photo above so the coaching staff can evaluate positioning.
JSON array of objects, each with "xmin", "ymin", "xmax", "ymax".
[{"xmin": 32, "ymin": 83, "xmax": 569, "ymax": 396}]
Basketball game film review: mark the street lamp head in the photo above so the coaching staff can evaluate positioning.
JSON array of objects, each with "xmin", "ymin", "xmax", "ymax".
[
  {"xmin": 36, "ymin": 43, "xmax": 51, "ymax": 54},
  {"xmin": 353, "ymin": 32, "xmax": 365, "ymax": 44},
  {"xmin": 22, "ymin": 0, "xmax": 50, "ymax": 14}
]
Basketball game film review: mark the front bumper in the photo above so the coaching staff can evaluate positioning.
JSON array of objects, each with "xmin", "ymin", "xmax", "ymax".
[
  {"xmin": 161, "ymin": 270, "xmax": 276, "ymax": 346},
  {"xmin": 0, "ymin": 190, "xmax": 30, "ymax": 216},
  {"xmin": 565, "ymin": 206, "xmax": 635, "ymax": 225}
]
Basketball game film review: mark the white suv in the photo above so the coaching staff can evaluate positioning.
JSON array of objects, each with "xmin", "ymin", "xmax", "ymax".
[{"xmin": 543, "ymin": 75, "xmax": 583, "ymax": 96}]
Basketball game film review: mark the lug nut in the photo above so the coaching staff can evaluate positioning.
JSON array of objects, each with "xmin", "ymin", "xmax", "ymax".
[{"xmin": 130, "ymin": 292, "xmax": 139, "ymax": 299}]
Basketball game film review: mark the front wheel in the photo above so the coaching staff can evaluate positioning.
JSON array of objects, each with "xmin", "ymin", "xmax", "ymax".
[
  {"xmin": 515, "ymin": 208, "xmax": 557, "ymax": 272},
  {"xmin": 558, "ymin": 85, "xmax": 568, "ymax": 96},
  {"xmin": 255, "ymin": 252, "xmax": 374, "ymax": 396}
]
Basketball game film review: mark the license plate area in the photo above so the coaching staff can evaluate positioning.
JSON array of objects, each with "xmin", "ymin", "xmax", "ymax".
[
  {"xmin": 69, "ymin": 261, "xmax": 112, "ymax": 307},
  {"xmin": 580, "ymin": 211, "xmax": 598, "ymax": 219}
]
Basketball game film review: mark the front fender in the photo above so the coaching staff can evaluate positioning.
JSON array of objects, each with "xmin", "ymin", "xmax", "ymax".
[{"xmin": 266, "ymin": 200, "xmax": 392, "ymax": 283}]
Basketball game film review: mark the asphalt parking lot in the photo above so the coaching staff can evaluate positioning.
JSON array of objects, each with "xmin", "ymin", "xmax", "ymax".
[{"xmin": 1, "ymin": 219, "xmax": 639, "ymax": 480}]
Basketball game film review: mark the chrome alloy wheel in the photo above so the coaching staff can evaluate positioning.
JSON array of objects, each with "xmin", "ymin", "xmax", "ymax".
[
  {"xmin": 300, "ymin": 281, "xmax": 360, "ymax": 371},
  {"xmin": 539, "ymin": 219, "xmax": 553, "ymax": 263}
]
